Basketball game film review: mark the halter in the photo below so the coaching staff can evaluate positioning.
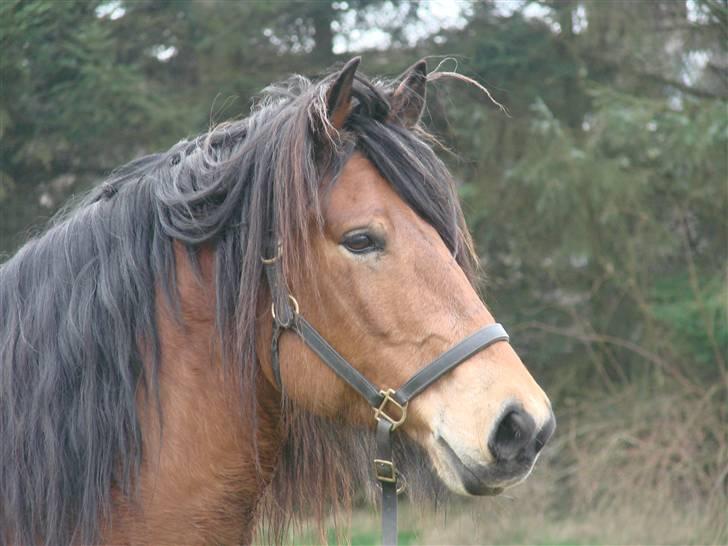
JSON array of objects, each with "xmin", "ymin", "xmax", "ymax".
[{"xmin": 262, "ymin": 244, "xmax": 509, "ymax": 546}]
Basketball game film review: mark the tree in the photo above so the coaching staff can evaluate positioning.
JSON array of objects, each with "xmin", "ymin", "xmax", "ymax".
[{"xmin": 0, "ymin": 0, "xmax": 181, "ymax": 251}]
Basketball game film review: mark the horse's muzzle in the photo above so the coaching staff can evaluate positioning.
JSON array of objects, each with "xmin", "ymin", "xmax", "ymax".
[{"xmin": 437, "ymin": 407, "xmax": 556, "ymax": 495}]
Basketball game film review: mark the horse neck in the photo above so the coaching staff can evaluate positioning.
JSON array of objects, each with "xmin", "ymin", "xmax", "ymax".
[{"xmin": 107, "ymin": 244, "xmax": 282, "ymax": 545}]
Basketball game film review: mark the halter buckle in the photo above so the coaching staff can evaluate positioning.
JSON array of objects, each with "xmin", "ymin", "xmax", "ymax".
[
  {"xmin": 373, "ymin": 459, "xmax": 407, "ymax": 494},
  {"xmin": 373, "ymin": 459, "xmax": 397, "ymax": 483},
  {"xmin": 374, "ymin": 388, "xmax": 408, "ymax": 430}
]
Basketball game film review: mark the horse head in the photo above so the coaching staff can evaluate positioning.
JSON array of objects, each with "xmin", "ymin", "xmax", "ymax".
[{"xmin": 260, "ymin": 58, "xmax": 555, "ymax": 500}]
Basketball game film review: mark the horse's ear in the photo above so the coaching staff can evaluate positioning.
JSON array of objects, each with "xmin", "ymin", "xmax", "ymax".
[
  {"xmin": 327, "ymin": 57, "xmax": 360, "ymax": 130},
  {"xmin": 389, "ymin": 59, "xmax": 427, "ymax": 127}
]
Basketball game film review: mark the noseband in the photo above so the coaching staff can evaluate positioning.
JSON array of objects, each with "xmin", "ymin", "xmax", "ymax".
[{"xmin": 263, "ymin": 246, "xmax": 509, "ymax": 546}]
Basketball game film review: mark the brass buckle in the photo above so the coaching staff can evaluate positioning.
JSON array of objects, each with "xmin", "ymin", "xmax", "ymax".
[
  {"xmin": 373, "ymin": 388, "xmax": 408, "ymax": 430},
  {"xmin": 271, "ymin": 295, "xmax": 299, "ymax": 322},
  {"xmin": 373, "ymin": 459, "xmax": 397, "ymax": 483},
  {"xmin": 373, "ymin": 459, "xmax": 407, "ymax": 494}
]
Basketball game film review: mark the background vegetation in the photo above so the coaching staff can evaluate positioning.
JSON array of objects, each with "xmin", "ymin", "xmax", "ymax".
[{"xmin": 1, "ymin": 1, "xmax": 725, "ymax": 544}]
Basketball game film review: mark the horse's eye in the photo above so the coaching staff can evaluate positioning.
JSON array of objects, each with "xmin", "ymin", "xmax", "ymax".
[{"xmin": 342, "ymin": 233, "xmax": 377, "ymax": 254}]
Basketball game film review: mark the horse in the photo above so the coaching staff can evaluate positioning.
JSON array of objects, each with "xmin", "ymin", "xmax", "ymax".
[{"xmin": 0, "ymin": 57, "xmax": 555, "ymax": 545}]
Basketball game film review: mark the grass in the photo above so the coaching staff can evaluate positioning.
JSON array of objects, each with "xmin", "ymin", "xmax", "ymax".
[
  {"xmin": 285, "ymin": 381, "xmax": 727, "ymax": 545},
  {"xmin": 291, "ymin": 479, "xmax": 724, "ymax": 545}
]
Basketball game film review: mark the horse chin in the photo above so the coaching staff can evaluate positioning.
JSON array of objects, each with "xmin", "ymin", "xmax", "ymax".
[{"xmin": 427, "ymin": 436, "xmax": 532, "ymax": 497}]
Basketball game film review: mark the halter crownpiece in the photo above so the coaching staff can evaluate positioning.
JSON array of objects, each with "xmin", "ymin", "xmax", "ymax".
[{"xmin": 262, "ymin": 246, "xmax": 510, "ymax": 546}]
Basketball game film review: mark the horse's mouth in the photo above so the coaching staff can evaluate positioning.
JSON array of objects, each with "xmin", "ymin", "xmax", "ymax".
[{"xmin": 435, "ymin": 436, "xmax": 532, "ymax": 496}]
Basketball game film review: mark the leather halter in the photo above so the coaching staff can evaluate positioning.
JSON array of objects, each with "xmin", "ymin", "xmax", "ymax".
[{"xmin": 262, "ymin": 245, "xmax": 509, "ymax": 546}]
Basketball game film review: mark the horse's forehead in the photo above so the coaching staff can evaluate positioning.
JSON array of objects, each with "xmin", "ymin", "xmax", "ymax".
[{"xmin": 325, "ymin": 153, "xmax": 410, "ymax": 225}]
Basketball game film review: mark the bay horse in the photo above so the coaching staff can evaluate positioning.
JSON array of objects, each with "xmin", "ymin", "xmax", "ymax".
[{"xmin": 0, "ymin": 58, "xmax": 555, "ymax": 545}]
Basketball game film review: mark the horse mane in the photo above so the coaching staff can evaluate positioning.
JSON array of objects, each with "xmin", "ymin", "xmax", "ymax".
[{"xmin": 0, "ymin": 66, "xmax": 477, "ymax": 546}]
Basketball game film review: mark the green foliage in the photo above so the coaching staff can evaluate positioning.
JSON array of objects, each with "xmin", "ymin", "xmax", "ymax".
[
  {"xmin": 0, "ymin": 0, "xmax": 183, "ymax": 250},
  {"xmin": 651, "ymin": 274, "xmax": 727, "ymax": 369},
  {"xmin": 1, "ymin": 1, "xmax": 170, "ymax": 169},
  {"xmin": 465, "ymin": 85, "xmax": 727, "ymax": 389}
]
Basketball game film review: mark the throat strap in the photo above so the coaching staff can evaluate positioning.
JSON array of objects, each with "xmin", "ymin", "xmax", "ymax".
[{"xmin": 375, "ymin": 419, "xmax": 399, "ymax": 546}]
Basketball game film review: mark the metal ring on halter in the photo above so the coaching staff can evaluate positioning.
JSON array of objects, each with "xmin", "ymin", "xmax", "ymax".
[
  {"xmin": 261, "ymin": 243, "xmax": 282, "ymax": 264},
  {"xmin": 271, "ymin": 295, "xmax": 299, "ymax": 322},
  {"xmin": 375, "ymin": 470, "xmax": 407, "ymax": 495}
]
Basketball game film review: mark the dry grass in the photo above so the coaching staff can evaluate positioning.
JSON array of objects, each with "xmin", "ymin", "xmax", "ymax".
[
  {"xmin": 412, "ymin": 381, "xmax": 728, "ymax": 545},
  {"xmin": 289, "ymin": 380, "xmax": 727, "ymax": 545}
]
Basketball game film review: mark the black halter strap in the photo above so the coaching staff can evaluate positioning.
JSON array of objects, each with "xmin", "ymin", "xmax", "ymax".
[{"xmin": 262, "ymin": 251, "xmax": 509, "ymax": 546}]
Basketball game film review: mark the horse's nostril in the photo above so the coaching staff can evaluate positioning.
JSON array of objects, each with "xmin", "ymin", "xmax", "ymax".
[
  {"xmin": 488, "ymin": 406, "xmax": 536, "ymax": 462},
  {"xmin": 534, "ymin": 411, "xmax": 556, "ymax": 454}
]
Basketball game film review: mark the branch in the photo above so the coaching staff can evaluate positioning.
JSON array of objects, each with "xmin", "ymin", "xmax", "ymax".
[
  {"xmin": 586, "ymin": 52, "xmax": 727, "ymax": 100},
  {"xmin": 513, "ymin": 321, "xmax": 703, "ymax": 395},
  {"xmin": 641, "ymin": 71, "xmax": 726, "ymax": 100}
]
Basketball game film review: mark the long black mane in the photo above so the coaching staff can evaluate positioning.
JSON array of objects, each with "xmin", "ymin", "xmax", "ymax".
[{"xmin": 0, "ymin": 67, "xmax": 477, "ymax": 546}]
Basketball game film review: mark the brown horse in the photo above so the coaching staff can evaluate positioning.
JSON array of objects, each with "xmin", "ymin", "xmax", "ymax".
[{"xmin": 0, "ymin": 59, "xmax": 554, "ymax": 545}]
